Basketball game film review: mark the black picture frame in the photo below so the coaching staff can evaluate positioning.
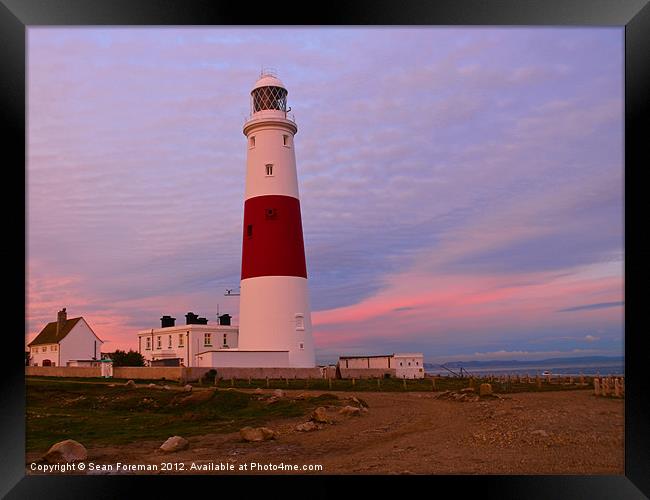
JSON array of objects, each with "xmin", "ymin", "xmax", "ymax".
[{"xmin": 3, "ymin": 1, "xmax": 648, "ymax": 498}]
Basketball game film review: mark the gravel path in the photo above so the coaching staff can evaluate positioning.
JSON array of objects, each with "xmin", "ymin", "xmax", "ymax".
[{"xmin": 27, "ymin": 389, "xmax": 623, "ymax": 475}]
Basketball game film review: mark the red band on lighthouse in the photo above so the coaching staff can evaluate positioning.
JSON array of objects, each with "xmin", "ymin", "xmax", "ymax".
[{"xmin": 241, "ymin": 194, "xmax": 307, "ymax": 280}]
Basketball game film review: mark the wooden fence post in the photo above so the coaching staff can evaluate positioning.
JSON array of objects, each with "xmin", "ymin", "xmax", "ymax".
[
  {"xmin": 266, "ymin": 376, "xmax": 269, "ymax": 388},
  {"xmin": 431, "ymin": 377, "xmax": 436, "ymax": 391},
  {"xmin": 594, "ymin": 378, "xmax": 600, "ymax": 396}
]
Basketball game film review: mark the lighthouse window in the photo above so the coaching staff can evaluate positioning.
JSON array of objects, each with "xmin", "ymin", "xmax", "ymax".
[
  {"xmin": 265, "ymin": 208, "xmax": 277, "ymax": 219},
  {"xmin": 299, "ymin": 342, "xmax": 304, "ymax": 350},
  {"xmin": 168, "ymin": 335, "xmax": 172, "ymax": 348},
  {"xmin": 265, "ymin": 164, "xmax": 273, "ymax": 176},
  {"xmin": 249, "ymin": 136, "xmax": 255, "ymax": 148},
  {"xmin": 223, "ymin": 333, "xmax": 228, "ymax": 346},
  {"xmin": 283, "ymin": 135, "xmax": 290, "ymax": 147},
  {"xmin": 247, "ymin": 224, "xmax": 253, "ymax": 237},
  {"xmin": 295, "ymin": 313, "xmax": 305, "ymax": 331}
]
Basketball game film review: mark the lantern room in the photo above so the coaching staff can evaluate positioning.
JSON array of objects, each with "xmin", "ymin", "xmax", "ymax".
[{"xmin": 251, "ymin": 70, "xmax": 288, "ymax": 113}]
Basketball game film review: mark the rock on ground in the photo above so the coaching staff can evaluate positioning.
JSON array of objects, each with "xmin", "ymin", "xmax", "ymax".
[
  {"xmin": 42, "ymin": 439, "xmax": 87, "ymax": 463},
  {"xmin": 240, "ymin": 427, "xmax": 278, "ymax": 442},
  {"xmin": 124, "ymin": 380, "xmax": 136, "ymax": 388},
  {"xmin": 295, "ymin": 421, "xmax": 319, "ymax": 432},
  {"xmin": 339, "ymin": 406, "xmax": 362, "ymax": 417},
  {"xmin": 479, "ymin": 383, "xmax": 493, "ymax": 396},
  {"xmin": 310, "ymin": 407, "xmax": 331, "ymax": 424},
  {"xmin": 159, "ymin": 436, "xmax": 189, "ymax": 453},
  {"xmin": 183, "ymin": 385, "xmax": 193, "ymax": 392},
  {"xmin": 254, "ymin": 388, "xmax": 264, "ymax": 394},
  {"xmin": 273, "ymin": 389, "xmax": 285, "ymax": 398}
]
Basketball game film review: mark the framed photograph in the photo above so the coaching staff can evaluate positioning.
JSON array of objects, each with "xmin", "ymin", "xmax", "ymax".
[{"xmin": 5, "ymin": 0, "xmax": 648, "ymax": 498}]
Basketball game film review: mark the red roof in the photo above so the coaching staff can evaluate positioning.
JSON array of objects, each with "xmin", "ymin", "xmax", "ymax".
[{"xmin": 27, "ymin": 317, "xmax": 82, "ymax": 346}]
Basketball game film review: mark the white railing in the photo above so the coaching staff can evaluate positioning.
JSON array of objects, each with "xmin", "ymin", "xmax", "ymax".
[{"xmin": 244, "ymin": 110, "xmax": 295, "ymax": 125}]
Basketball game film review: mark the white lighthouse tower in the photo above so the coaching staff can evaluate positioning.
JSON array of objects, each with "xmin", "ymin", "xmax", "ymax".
[{"xmin": 238, "ymin": 71, "xmax": 316, "ymax": 368}]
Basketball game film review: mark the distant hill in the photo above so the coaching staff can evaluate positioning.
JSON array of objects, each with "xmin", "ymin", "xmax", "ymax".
[{"xmin": 425, "ymin": 355, "xmax": 623, "ymax": 370}]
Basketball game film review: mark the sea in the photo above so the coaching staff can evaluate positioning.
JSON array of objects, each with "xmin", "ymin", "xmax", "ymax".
[{"xmin": 425, "ymin": 363, "xmax": 624, "ymax": 378}]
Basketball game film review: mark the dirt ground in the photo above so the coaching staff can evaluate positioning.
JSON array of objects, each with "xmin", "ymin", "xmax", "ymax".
[{"xmin": 27, "ymin": 388, "xmax": 624, "ymax": 475}]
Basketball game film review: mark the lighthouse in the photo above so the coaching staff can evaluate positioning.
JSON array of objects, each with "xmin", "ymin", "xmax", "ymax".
[{"xmin": 238, "ymin": 71, "xmax": 316, "ymax": 367}]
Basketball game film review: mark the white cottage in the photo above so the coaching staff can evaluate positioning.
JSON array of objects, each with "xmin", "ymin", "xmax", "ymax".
[
  {"xmin": 27, "ymin": 308, "xmax": 104, "ymax": 367},
  {"xmin": 137, "ymin": 313, "xmax": 240, "ymax": 367}
]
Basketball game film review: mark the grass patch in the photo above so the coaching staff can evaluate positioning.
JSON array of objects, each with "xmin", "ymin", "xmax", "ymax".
[{"xmin": 26, "ymin": 379, "xmax": 341, "ymax": 454}]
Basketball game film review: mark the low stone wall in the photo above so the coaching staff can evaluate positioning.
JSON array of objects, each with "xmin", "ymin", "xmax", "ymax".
[
  {"xmin": 339, "ymin": 368, "xmax": 396, "ymax": 379},
  {"xmin": 113, "ymin": 367, "xmax": 185, "ymax": 381},
  {"xmin": 26, "ymin": 365, "xmax": 330, "ymax": 381},
  {"xmin": 26, "ymin": 366, "xmax": 101, "ymax": 378},
  {"xmin": 212, "ymin": 367, "xmax": 325, "ymax": 379}
]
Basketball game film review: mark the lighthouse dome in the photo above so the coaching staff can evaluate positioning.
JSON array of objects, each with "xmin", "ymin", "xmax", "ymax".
[{"xmin": 253, "ymin": 73, "xmax": 286, "ymax": 91}]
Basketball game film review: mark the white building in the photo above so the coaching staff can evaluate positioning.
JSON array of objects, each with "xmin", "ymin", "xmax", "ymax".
[
  {"xmin": 27, "ymin": 308, "xmax": 104, "ymax": 367},
  {"xmin": 338, "ymin": 355, "xmax": 394, "ymax": 369},
  {"xmin": 337, "ymin": 353, "xmax": 425, "ymax": 379},
  {"xmin": 393, "ymin": 353, "xmax": 425, "ymax": 379},
  {"xmin": 136, "ymin": 313, "xmax": 239, "ymax": 367}
]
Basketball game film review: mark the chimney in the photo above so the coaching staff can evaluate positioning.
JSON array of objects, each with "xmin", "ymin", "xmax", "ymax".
[
  {"xmin": 161, "ymin": 315, "xmax": 176, "ymax": 328},
  {"xmin": 56, "ymin": 308, "xmax": 67, "ymax": 336}
]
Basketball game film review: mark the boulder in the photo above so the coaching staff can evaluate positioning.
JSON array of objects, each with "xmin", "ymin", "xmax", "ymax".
[
  {"xmin": 295, "ymin": 421, "xmax": 319, "ymax": 432},
  {"xmin": 310, "ymin": 407, "xmax": 331, "ymax": 424},
  {"xmin": 273, "ymin": 389, "xmax": 285, "ymax": 398},
  {"xmin": 254, "ymin": 388, "xmax": 264, "ymax": 395},
  {"xmin": 265, "ymin": 396, "xmax": 280, "ymax": 404},
  {"xmin": 42, "ymin": 439, "xmax": 87, "ymax": 463},
  {"xmin": 162, "ymin": 385, "xmax": 171, "ymax": 391},
  {"xmin": 183, "ymin": 385, "xmax": 193, "ymax": 392},
  {"xmin": 240, "ymin": 426, "xmax": 278, "ymax": 442},
  {"xmin": 348, "ymin": 396, "xmax": 369, "ymax": 408},
  {"xmin": 460, "ymin": 387, "xmax": 475, "ymax": 393},
  {"xmin": 124, "ymin": 380, "xmax": 136, "ymax": 388},
  {"xmin": 339, "ymin": 405, "xmax": 362, "ymax": 417},
  {"xmin": 148, "ymin": 383, "xmax": 157, "ymax": 388},
  {"xmin": 479, "ymin": 383, "xmax": 493, "ymax": 397},
  {"xmin": 295, "ymin": 393, "xmax": 306, "ymax": 400},
  {"xmin": 159, "ymin": 436, "xmax": 189, "ymax": 453}
]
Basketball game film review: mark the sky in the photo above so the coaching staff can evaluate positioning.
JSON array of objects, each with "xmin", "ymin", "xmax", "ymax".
[{"xmin": 26, "ymin": 27, "xmax": 624, "ymax": 364}]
